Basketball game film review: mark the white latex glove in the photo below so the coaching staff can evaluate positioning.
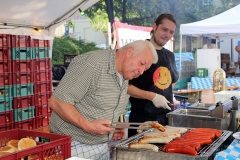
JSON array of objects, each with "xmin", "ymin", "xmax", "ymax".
[{"xmin": 152, "ymin": 94, "xmax": 171, "ymax": 110}]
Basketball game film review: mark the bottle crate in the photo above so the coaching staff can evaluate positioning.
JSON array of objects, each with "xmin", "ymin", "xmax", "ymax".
[
  {"xmin": 33, "ymin": 58, "xmax": 51, "ymax": 71},
  {"xmin": 0, "ymin": 72, "xmax": 12, "ymax": 86},
  {"xmin": 14, "ymin": 118, "xmax": 36, "ymax": 130},
  {"xmin": 0, "ymin": 123, "xmax": 14, "ymax": 132},
  {"xmin": 0, "ymin": 129, "xmax": 71, "ymax": 159},
  {"xmin": 12, "ymin": 83, "xmax": 34, "ymax": 97},
  {"xmin": 35, "ymin": 104, "xmax": 49, "ymax": 116},
  {"xmin": 32, "ymin": 47, "xmax": 50, "ymax": 59},
  {"xmin": 12, "ymin": 59, "xmax": 33, "ymax": 73},
  {"xmin": 0, "ymin": 85, "xmax": 12, "ymax": 100},
  {"xmin": 0, "ymin": 98, "xmax": 12, "ymax": 112},
  {"xmin": 12, "ymin": 72, "xmax": 33, "ymax": 85},
  {"xmin": 13, "ymin": 95, "xmax": 35, "ymax": 109},
  {"xmin": 11, "ymin": 47, "xmax": 33, "ymax": 60},
  {"xmin": 0, "ymin": 34, "xmax": 11, "ymax": 48},
  {"xmin": 36, "ymin": 115, "xmax": 49, "ymax": 128},
  {"xmin": 34, "ymin": 81, "xmax": 52, "ymax": 94},
  {"xmin": 0, "ymin": 59, "xmax": 12, "ymax": 73},
  {"xmin": 33, "ymin": 69, "xmax": 51, "ymax": 82},
  {"xmin": 31, "ymin": 39, "xmax": 50, "ymax": 47},
  {"xmin": 0, "ymin": 48, "xmax": 11, "ymax": 60},
  {"xmin": 34, "ymin": 92, "xmax": 52, "ymax": 106},
  {"xmin": 11, "ymin": 35, "xmax": 31, "ymax": 47},
  {"xmin": 14, "ymin": 106, "xmax": 35, "ymax": 122},
  {"xmin": 0, "ymin": 110, "xmax": 13, "ymax": 126}
]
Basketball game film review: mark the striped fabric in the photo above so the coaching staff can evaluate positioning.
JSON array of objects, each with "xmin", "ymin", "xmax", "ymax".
[
  {"xmin": 191, "ymin": 77, "xmax": 240, "ymax": 90},
  {"xmin": 50, "ymin": 50, "xmax": 129, "ymax": 145}
]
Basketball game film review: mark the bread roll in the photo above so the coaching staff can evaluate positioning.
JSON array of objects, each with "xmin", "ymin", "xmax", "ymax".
[
  {"xmin": 7, "ymin": 139, "xmax": 19, "ymax": 151},
  {"xmin": 18, "ymin": 138, "xmax": 37, "ymax": 151},
  {"xmin": 0, "ymin": 146, "xmax": 15, "ymax": 153},
  {"xmin": 129, "ymin": 142, "xmax": 158, "ymax": 152},
  {"xmin": 0, "ymin": 151, "xmax": 11, "ymax": 157}
]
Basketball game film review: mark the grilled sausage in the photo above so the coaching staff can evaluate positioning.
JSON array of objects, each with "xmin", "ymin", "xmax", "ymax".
[{"xmin": 165, "ymin": 144, "xmax": 198, "ymax": 156}]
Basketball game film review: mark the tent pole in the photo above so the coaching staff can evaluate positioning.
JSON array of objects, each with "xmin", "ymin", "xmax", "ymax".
[{"xmin": 179, "ymin": 34, "xmax": 182, "ymax": 80}]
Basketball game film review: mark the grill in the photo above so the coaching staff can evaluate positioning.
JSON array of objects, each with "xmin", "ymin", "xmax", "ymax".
[{"xmin": 110, "ymin": 128, "xmax": 232, "ymax": 160}]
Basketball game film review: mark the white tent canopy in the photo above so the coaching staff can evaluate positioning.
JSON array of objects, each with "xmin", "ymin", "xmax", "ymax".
[
  {"xmin": 0, "ymin": 0, "xmax": 99, "ymax": 38},
  {"xmin": 180, "ymin": 4, "xmax": 240, "ymax": 39}
]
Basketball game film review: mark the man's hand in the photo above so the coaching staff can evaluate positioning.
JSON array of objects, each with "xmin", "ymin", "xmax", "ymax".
[
  {"xmin": 152, "ymin": 94, "xmax": 171, "ymax": 110},
  {"xmin": 112, "ymin": 129, "xmax": 126, "ymax": 140},
  {"xmin": 83, "ymin": 119, "xmax": 114, "ymax": 135}
]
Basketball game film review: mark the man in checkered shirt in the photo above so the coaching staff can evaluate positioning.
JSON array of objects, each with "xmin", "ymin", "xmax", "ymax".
[{"xmin": 49, "ymin": 40, "xmax": 158, "ymax": 160}]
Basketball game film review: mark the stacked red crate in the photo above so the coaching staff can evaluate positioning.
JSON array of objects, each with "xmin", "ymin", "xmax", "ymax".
[
  {"xmin": 0, "ymin": 34, "xmax": 14, "ymax": 131},
  {"xmin": 31, "ymin": 40, "xmax": 52, "ymax": 129}
]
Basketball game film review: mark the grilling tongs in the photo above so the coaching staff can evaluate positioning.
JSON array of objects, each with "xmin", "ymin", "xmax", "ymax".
[{"xmin": 110, "ymin": 121, "xmax": 157, "ymax": 130}]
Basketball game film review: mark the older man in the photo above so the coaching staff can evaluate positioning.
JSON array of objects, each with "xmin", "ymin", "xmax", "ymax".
[{"xmin": 49, "ymin": 40, "xmax": 158, "ymax": 160}]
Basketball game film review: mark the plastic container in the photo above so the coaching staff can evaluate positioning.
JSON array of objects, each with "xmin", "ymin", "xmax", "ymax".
[
  {"xmin": 13, "ymin": 95, "xmax": 35, "ymax": 109},
  {"xmin": 0, "ymin": 110, "xmax": 14, "ymax": 126},
  {"xmin": 14, "ymin": 106, "xmax": 35, "ymax": 122},
  {"xmin": 0, "ymin": 97, "xmax": 12, "ymax": 112},
  {"xmin": 0, "ymin": 72, "xmax": 12, "ymax": 86},
  {"xmin": 32, "ymin": 47, "xmax": 50, "ymax": 59},
  {"xmin": 0, "ymin": 129, "xmax": 71, "ymax": 159},
  {"xmin": 14, "ymin": 118, "xmax": 36, "ymax": 130},
  {"xmin": 0, "ymin": 48, "xmax": 11, "ymax": 60},
  {"xmin": 12, "ymin": 83, "xmax": 34, "ymax": 97},
  {"xmin": 214, "ymin": 91, "xmax": 240, "ymax": 103},
  {"xmin": 11, "ymin": 47, "xmax": 33, "ymax": 60},
  {"xmin": 0, "ymin": 85, "xmax": 12, "ymax": 100}
]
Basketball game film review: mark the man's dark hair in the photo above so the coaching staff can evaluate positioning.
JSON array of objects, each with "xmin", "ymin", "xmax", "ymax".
[{"xmin": 150, "ymin": 13, "xmax": 176, "ymax": 35}]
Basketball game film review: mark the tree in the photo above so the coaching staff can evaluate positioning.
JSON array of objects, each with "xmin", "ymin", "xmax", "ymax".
[
  {"xmin": 84, "ymin": 0, "xmax": 240, "ymax": 48},
  {"xmin": 52, "ymin": 37, "xmax": 101, "ymax": 65}
]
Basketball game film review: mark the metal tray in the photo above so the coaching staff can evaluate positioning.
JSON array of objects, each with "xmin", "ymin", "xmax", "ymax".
[{"xmin": 110, "ymin": 128, "xmax": 232, "ymax": 160}]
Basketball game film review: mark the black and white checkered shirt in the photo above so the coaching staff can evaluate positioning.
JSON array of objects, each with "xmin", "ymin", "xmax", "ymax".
[{"xmin": 50, "ymin": 50, "xmax": 129, "ymax": 145}]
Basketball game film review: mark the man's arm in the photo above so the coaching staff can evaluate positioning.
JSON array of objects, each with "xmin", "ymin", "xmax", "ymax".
[
  {"xmin": 49, "ymin": 96, "xmax": 113, "ymax": 135},
  {"xmin": 127, "ymin": 84, "xmax": 155, "ymax": 101}
]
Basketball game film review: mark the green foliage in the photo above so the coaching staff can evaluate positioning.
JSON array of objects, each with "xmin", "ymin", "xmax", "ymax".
[
  {"xmin": 52, "ymin": 37, "xmax": 101, "ymax": 64},
  {"xmin": 85, "ymin": 0, "xmax": 240, "ymax": 49}
]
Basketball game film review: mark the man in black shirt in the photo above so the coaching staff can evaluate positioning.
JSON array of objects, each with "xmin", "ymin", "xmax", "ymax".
[{"xmin": 128, "ymin": 13, "xmax": 179, "ymax": 137}]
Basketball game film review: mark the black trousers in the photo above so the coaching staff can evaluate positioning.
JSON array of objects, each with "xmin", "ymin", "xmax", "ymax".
[{"xmin": 128, "ymin": 111, "xmax": 168, "ymax": 138}]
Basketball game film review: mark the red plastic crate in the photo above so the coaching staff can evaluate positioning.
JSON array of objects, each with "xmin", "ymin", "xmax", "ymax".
[
  {"xmin": 33, "ymin": 58, "xmax": 51, "ymax": 71},
  {"xmin": 13, "ymin": 95, "xmax": 35, "ymax": 109},
  {"xmin": 13, "ymin": 72, "xmax": 34, "ymax": 85},
  {"xmin": 34, "ymin": 92, "xmax": 52, "ymax": 106},
  {"xmin": 0, "ymin": 123, "xmax": 14, "ymax": 132},
  {"xmin": 0, "ymin": 129, "xmax": 71, "ymax": 159},
  {"xmin": 0, "ymin": 48, "xmax": 11, "ymax": 60},
  {"xmin": 31, "ymin": 39, "xmax": 50, "ymax": 47},
  {"xmin": 36, "ymin": 115, "xmax": 50, "ymax": 128},
  {"xmin": 12, "ymin": 59, "xmax": 33, "ymax": 73},
  {"xmin": 0, "ymin": 59, "xmax": 11, "ymax": 73},
  {"xmin": 35, "ymin": 104, "xmax": 49, "ymax": 116},
  {"xmin": 0, "ymin": 34, "xmax": 11, "ymax": 48},
  {"xmin": 33, "ymin": 69, "xmax": 52, "ymax": 82},
  {"xmin": 34, "ymin": 81, "xmax": 52, "ymax": 94},
  {"xmin": 14, "ymin": 118, "xmax": 36, "ymax": 130},
  {"xmin": 11, "ymin": 35, "xmax": 31, "ymax": 47},
  {"xmin": 0, "ymin": 110, "xmax": 13, "ymax": 126},
  {"xmin": 0, "ymin": 72, "xmax": 12, "ymax": 86}
]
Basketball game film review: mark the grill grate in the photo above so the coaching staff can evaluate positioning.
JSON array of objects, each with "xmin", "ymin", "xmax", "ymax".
[{"xmin": 114, "ymin": 128, "xmax": 232, "ymax": 158}]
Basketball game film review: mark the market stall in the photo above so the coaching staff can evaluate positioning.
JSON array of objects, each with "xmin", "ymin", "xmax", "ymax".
[
  {"xmin": 0, "ymin": 1, "xmax": 100, "ymax": 159},
  {"xmin": 179, "ymin": 4, "xmax": 240, "ymax": 79}
]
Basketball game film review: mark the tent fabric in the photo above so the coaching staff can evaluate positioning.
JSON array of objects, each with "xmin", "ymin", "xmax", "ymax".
[
  {"xmin": 180, "ymin": 4, "xmax": 240, "ymax": 39},
  {"xmin": 0, "ymin": 0, "xmax": 99, "ymax": 38}
]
